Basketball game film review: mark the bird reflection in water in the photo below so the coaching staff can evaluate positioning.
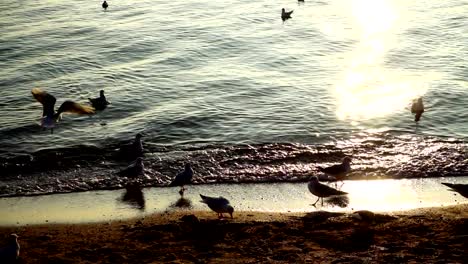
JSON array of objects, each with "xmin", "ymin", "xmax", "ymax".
[
  {"xmin": 169, "ymin": 197, "xmax": 193, "ymax": 209},
  {"xmin": 325, "ymin": 195, "xmax": 349, "ymax": 208},
  {"xmin": 120, "ymin": 183, "xmax": 146, "ymax": 211}
]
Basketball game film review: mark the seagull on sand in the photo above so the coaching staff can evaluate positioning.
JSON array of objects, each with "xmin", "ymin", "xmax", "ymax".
[
  {"xmin": 31, "ymin": 88, "xmax": 95, "ymax": 133},
  {"xmin": 308, "ymin": 176, "xmax": 348, "ymax": 207},
  {"xmin": 88, "ymin": 90, "xmax": 110, "ymax": 111},
  {"xmin": 102, "ymin": 1, "xmax": 108, "ymax": 10},
  {"xmin": 411, "ymin": 97, "xmax": 424, "ymax": 122},
  {"xmin": 0, "ymin": 234, "xmax": 20, "ymax": 263},
  {"xmin": 119, "ymin": 133, "xmax": 144, "ymax": 160},
  {"xmin": 118, "ymin": 157, "xmax": 144, "ymax": 178},
  {"xmin": 441, "ymin": 182, "xmax": 468, "ymax": 199},
  {"xmin": 317, "ymin": 157, "xmax": 352, "ymax": 186},
  {"xmin": 281, "ymin": 8, "xmax": 293, "ymax": 21},
  {"xmin": 169, "ymin": 163, "xmax": 193, "ymax": 196},
  {"xmin": 200, "ymin": 194, "xmax": 234, "ymax": 219}
]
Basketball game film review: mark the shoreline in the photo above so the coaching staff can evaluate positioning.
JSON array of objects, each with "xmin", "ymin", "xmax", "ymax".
[{"xmin": 1, "ymin": 205, "xmax": 466, "ymax": 263}]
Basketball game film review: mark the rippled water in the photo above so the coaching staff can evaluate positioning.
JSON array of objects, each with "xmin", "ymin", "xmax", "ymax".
[{"xmin": 0, "ymin": 0, "xmax": 467, "ymax": 196}]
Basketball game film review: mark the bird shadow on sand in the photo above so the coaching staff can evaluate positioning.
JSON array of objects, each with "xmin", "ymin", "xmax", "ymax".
[
  {"xmin": 324, "ymin": 195, "xmax": 349, "ymax": 208},
  {"xmin": 119, "ymin": 183, "xmax": 146, "ymax": 211}
]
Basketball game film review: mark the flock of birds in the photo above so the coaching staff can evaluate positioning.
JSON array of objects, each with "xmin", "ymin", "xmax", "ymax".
[{"xmin": 0, "ymin": 2, "xmax": 457, "ymax": 261}]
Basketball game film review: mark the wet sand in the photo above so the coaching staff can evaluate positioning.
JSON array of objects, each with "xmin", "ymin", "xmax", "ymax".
[{"xmin": 1, "ymin": 204, "xmax": 466, "ymax": 263}]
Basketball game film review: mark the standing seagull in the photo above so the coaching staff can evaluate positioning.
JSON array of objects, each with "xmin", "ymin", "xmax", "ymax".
[
  {"xmin": 200, "ymin": 194, "xmax": 234, "ymax": 219},
  {"xmin": 411, "ymin": 97, "xmax": 424, "ymax": 122},
  {"xmin": 169, "ymin": 163, "xmax": 193, "ymax": 196},
  {"xmin": 281, "ymin": 8, "xmax": 293, "ymax": 21},
  {"xmin": 441, "ymin": 182, "xmax": 468, "ymax": 198},
  {"xmin": 118, "ymin": 157, "xmax": 144, "ymax": 178},
  {"xmin": 308, "ymin": 176, "xmax": 348, "ymax": 207},
  {"xmin": 88, "ymin": 90, "xmax": 110, "ymax": 111},
  {"xmin": 102, "ymin": 1, "xmax": 108, "ymax": 10},
  {"xmin": 317, "ymin": 157, "xmax": 352, "ymax": 185},
  {"xmin": 119, "ymin": 133, "xmax": 144, "ymax": 160},
  {"xmin": 31, "ymin": 88, "xmax": 95, "ymax": 134},
  {"xmin": 0, "ymin": 234, "xmax": 20, "ymax": 263}
]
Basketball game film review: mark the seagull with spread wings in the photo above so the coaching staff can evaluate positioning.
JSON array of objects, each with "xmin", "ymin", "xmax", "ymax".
[{"xmin": 31, "ymin": 88, "xmax": 95, "ymax": 133}]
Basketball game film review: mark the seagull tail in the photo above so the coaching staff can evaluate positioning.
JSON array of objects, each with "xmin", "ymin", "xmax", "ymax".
[{"xmin": 414, "ymin": 112, "xmax": 423, "ymax": 122}]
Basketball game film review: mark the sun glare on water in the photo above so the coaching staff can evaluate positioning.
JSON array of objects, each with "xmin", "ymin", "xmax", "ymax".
[{"xmin": 334, "ymin": 0, "xmax": 430, "ymax": 121}]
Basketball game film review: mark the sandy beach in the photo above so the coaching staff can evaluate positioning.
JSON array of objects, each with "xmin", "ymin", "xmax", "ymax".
[{"xmin": 1, "ymin": 204, "xmax": 466, "ymax": 263}]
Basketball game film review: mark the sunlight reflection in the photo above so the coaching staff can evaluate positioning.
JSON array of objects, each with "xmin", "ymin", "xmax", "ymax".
[{"xmin": 335, "ymin": 0, "xmax": 430, "ymax": 121}]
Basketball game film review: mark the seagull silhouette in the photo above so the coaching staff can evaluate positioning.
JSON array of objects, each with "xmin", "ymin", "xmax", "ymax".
[
  {"xmin": 281, "ymin": 8, "xmax": 293, "ymax": 21},
  {"xmin": 317, "ymin": 157, "xmax": 352, "ymax": 186},
  {"xmin": 88, "ymin": 90, "xmax": 110, "ymax": 111},
  {"xmin": 102, "ymin": 1, "xmax": 108, "ymax": 10},
  {"xmin": 119, "ymin": 133, "xmax": 144, "ymax": 160},
  {"xmin": 308, "ymin": 176, "xmax": 348, "ymax": 207},
  {"xmin": 0, "ymin": 234, "xmax": 20, "ymax": 263},
  {"xmin": 411, "ymin": 97, "xmax": 424, "ymax": 122},
  {"xmin": 118, "ymin": 157, "xmax": 144, "ymax": 178},
  {"xmin": 169, "ymin": 163, "xmax": 193, "ymax": 196},
  {"xmin": 31, "ymin": 88, "xmax": 95, "ymax": 134},
  {"xmin": 200, "ymin": 194, "xmax": 234, "ymax": 219},
  {"xmin": 441, "ymin": 182, "xmax": 468, "ymax": 198}
]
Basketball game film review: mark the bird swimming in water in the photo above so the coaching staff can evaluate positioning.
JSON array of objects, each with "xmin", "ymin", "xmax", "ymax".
[
  {"xmin": 308, "ymin": 176, "xmax": 348, "ymax": 207},
  {"xmin": 281, "ymin": 8, "xmax": 293, "ymax": 21},
  {"xmin": 441, "ymin": 182, "xmax": 468, "ymax": 199},
  {"xmin": 169, "ymin": 163, "xmax": 193, "ymax": 196},
  {"xmin": 118, "ymin": 157, "xmax": 145, "ymax": 178},
  {"xmin": 88, "ymin": 90, "xmax": 110, "ymax": 111},
  {"xmin": 0, "ymin": 234, "xmax": 20, "ymax": 263},
  {"xmin": 102, "ymin": 1, "xmax": 108, "ymax": 10},
  {"xmin": 119, "ymin": 133, "xmax": 144, "ymax": 160},
  {"xmin": 411, "ymin": 97, "xmax": 424, "ymax": 122},
  {"xmin": 317, "ymin": 157, "xmax": 352, "ymax": 186},
  {"xmin": 200, "ymin": 194, "xmax": 234, "ymax": 219},
  {"xmin": 31, "ymin": 88, "xmax": 95, "ymax": 134}
]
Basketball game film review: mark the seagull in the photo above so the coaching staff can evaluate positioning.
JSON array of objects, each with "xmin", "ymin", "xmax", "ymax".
[
  {"xmin": 0, "ymin": 234, "xmax": 20, "ymax": 263},
  {"xmin": 119, "ymin": 133, "xmax": 144, "ymax": 160},
  {"xmin": 411, "ymin": 97, "xmax": 424, "ymax": 122},
  {"xmin": 118, "ymin": 157, "xmax": 144, "ymax": 178},
  {"xmin": 31, "ymin": 88, "xmax": 95, "ymax": 133},
  {"xmin": 169, "ymin": 163, "xmax": 193, "ymax": 196},
  {"xmin": 88, "ymin": 90, "xmax": 110, "ymax": 111},
  {"xmin": 308, "ymin": 176, "xmax": 348, "ymax": 207},
  {"xmin": 102, "ymin": 1, "xmax": 108, "ymax": 10},
  {"xmin": 281, "ymin": 8, "xmax": 293, "ymax": 21},
  {"xmin": 441, "ymin": 182, "xmax": 468, "ymax": 198},
  {"xmin": 200, "ymin": 194, "xmax": 234, "ymax": 219},
  {"xmin": 317, "ymin": 157, "xmax": 352, "ymax": 186}
]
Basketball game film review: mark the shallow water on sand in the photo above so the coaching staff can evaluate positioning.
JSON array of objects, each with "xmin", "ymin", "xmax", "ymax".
[
  {"xmin": 1, "ymin": 177, "xmax": 466, "ymax": 225},
  {"xmin": 0, "ymin": 0, "xmax": 467, "ymax": 196}
]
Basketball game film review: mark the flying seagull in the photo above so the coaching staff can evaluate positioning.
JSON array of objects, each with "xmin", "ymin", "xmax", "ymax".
[
  {"xmin": 88, "ymin": 90, "xmax": 110, "ymax": 111},
  {"xmin": 119, "ymin": 133, "xmax": 144, "ymax": 160},
  {"xmin": 308, "ymin": 176, "xmax": 348, "ymax": 207},
  {"xmin": 102, "ymin": 1, "xmax": 108, "ymax": 10},
  {"xmin": 169, "ymin": 163, "xmax": 193, "ymax": 196},
  {"xmin": 200, "ymin": 194, "xmax": 234, "ymax": 219},
  {"xmin": 281, "ymin": 8, "xmax": 293, "ymax": 21},
  {"xmin": 0, "ymin": 234, "xmax": 20, "ymax": 263},
  {"xmin": 118, "ymin": 157, "xmax": 144, "ymax": 178},
  {"xmin": 411, "ymin": 97, "xmax": 424, "ymax": 122},
  {"xmin": 441, "ymin": 182, "xmax": 468, "ymax": 198},
  {"xmin": 317, "ymin": 157, "xmax": 352, "ymax": 186},
  {"xmin": 31, "ymin": 88, "xmax": 95, "ymax": 133}
]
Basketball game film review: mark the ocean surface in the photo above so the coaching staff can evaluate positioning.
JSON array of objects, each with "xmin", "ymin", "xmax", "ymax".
[{"xmin": 0, "ymin": 0, "xmax": 467, "ymax": 197}]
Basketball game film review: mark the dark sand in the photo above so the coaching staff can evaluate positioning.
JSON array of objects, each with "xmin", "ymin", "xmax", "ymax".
[{"xmin": 1, "ymin": 205, "xmax": 467, "ymax": 263}]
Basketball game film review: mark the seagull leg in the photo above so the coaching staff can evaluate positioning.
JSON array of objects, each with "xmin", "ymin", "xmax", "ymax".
[
  {"xmin": 312, "ymin": 197, "xmax": 320, "ymax": 207},
  {"xmin": 321, "ymin": 198, "xmax": 324, "ymax": 206}
]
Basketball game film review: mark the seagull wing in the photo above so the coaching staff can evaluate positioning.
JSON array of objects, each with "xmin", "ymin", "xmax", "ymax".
[
  {"xmin": 169, "ymin": 170, "xmax": 191, "ymax": 186},
  {"xmin": 57, "ymin": 101, "xmax": 95, "ymax": 115},
  {"xmin": 32, "ymin": 88, "xmax": 56, "ymax": 117},
  {"xmin": 441, "ymin": 182, "xmax": 468, "ymax": 198}
]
